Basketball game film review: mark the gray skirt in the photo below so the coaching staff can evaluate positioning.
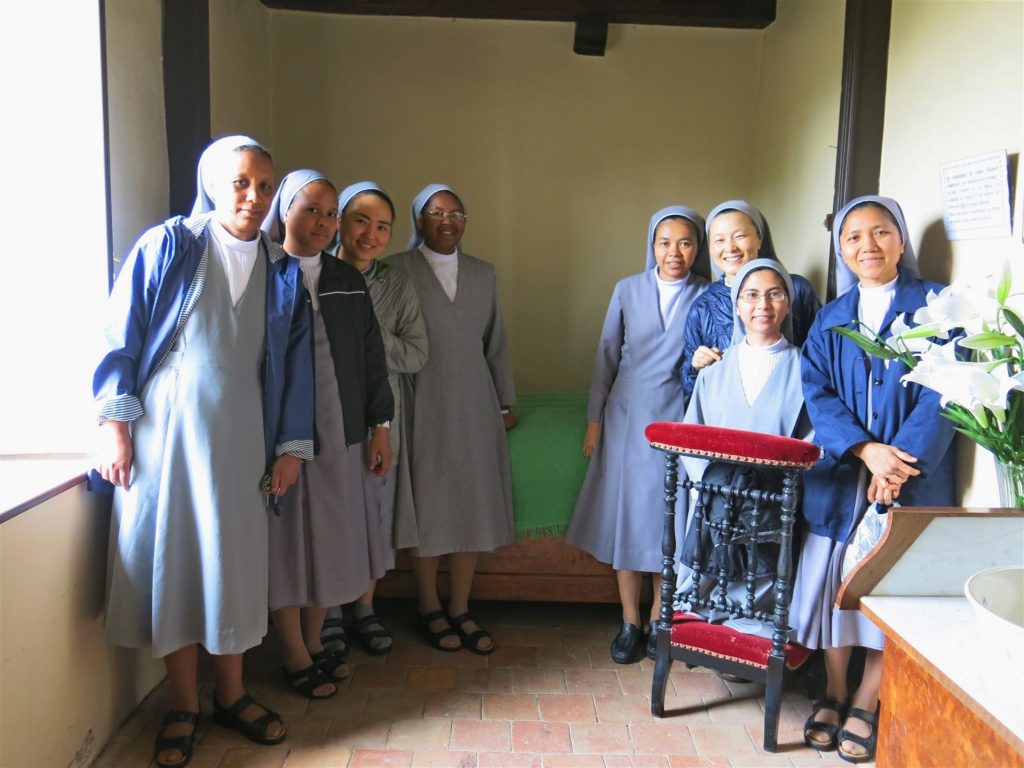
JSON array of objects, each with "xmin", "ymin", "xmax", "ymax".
[{"xmin": 788, "ymin": 532, "xmax": 884, "ymax": 650}]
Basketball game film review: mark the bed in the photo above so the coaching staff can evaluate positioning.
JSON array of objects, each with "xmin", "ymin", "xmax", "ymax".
[{"xmin": 376, "ymin": 391, "xmax": 629, "ymax": 603}]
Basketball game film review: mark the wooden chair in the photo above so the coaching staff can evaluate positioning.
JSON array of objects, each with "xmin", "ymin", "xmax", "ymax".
[{"xmin": 645, "ymin": 421, "xmax": 820, "ymax": 752}]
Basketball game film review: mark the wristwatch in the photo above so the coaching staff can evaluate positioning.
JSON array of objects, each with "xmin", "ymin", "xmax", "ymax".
[{"xmin": 374, "ymin": 421, "xmax": 391, "ymax": 430}]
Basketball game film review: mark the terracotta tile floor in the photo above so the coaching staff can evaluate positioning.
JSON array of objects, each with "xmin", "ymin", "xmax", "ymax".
[{"xmin": 93, "ymin": 600, "xmax": 873, "ymax": 767}]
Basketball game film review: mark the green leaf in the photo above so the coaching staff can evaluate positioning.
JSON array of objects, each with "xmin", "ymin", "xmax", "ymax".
[
  {"xmin": 1002, "ymin": 306, "xmax": 1024, "ymax": 340},
  {"xmin": 896, "ymin": 322, "xmax": 944, "ymax": 340},
  {"xmin": 959, "ymin": 332, "xmax": 1019, "ymax": 350},
  {"xmin": 997, "ymin": 261, "xmax": 1012, "ymax": 305},
  {"xmin": 831, "ymin": 326, "xmax": 901, "ymax": 360}
]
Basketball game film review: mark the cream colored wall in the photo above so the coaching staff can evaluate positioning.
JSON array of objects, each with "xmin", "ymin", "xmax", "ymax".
[
  {"xmin": 751, "ymin": 0, "xmax": 845, "ymax": 295},
  {"xmin": 107, "ymin": 0, "xmax": 169, "ymax": 267},
  {"xmin": 0, "ymin": 485, "xmax": 165, "ymax": 768},
  {"xmin": 212, "ymin": 7, "xmax": 796, "ymax": 390},
  {"xmin": 209, "ymin": 1, "xmax": 847, "ymax": 390},
  {"xmin": 880, "ymin": 0, "xmax": 1024, "ymax": 505},
  {"xmin": 209, "ymin": 0, "xmax": 274, "ymax": 145}
]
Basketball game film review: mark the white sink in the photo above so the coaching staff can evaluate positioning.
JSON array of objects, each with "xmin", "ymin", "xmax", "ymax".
[{"xmin": 964, "ymin": 566, "xmax": 1024, "ymax": 638}]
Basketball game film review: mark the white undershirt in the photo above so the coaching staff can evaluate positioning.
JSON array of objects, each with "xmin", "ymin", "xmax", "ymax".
[
  {"xmin": 737, "ymin": 336, "xmax": 789, "ymax": 406},
  {"xmin": 292, "ymin": 253, "xmax": 322, "ymax": 311},
  {"xmin": 419, "ymin": 243, "xmax": 458, "ymax": 302},
  {"xmin": 209, "ymin": 220, "xmax": 260, "ymax": 307},
  {"xmin": 654, "ymin": 269, "xmax": 690, "ymax": 327},
  {"xmin": 858, "ymin": 275, "xmax": 898, "ymax": 334}
]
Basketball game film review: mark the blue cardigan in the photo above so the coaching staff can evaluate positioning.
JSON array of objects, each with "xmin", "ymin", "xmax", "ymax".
[
  {"xmin": 680, "ymin": 273, "xmax": 821, "ymax": 404},
  {"xmin": 90, "ymin": 214, "xmax": 315, "ymax": 491},
  {"xmin": 799, "ymin": 267, "xmax": 956, "ymax": 541}
]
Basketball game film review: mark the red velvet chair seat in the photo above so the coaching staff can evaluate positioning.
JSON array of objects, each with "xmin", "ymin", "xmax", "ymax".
[
  {"xmin": 645, "ymin": 422, "xmax": 820, "ymax": 468},
  {"xmin": 670, "ymin": 612, "xmax": 813, "ymax": 671}
]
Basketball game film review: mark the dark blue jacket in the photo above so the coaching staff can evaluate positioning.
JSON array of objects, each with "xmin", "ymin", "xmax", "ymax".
[
  {"xmin": 800, "ymin": 267, "xmax": 956, "ymax": 541},
  {"xmin": 680, "ymin": 273, "xmax": 821, "ymax": 403}
]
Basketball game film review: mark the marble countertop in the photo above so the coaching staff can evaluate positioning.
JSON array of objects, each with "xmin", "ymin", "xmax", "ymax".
[{"xmin": 861, "ymin": 595, "xmax": 1024, "ymax": 749}]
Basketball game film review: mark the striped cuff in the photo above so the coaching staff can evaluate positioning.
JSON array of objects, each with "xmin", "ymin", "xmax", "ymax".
[
  {"xmin": 97, "ymin": 394, "xmax": 144, "ymax": 424},
  {"xmin": 276, "ymin": 439, "xmax": 314, "ymax": 461}
]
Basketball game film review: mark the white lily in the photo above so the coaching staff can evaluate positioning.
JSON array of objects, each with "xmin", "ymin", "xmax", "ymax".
[
  {"xmin": 887, "ymin": 312, "xmax": 946, "ymax": 354},
  {"xmin": 902, "ymin": 344, "xmax": 1022, "ymax": 424},
  {"xmin": 914, "ymin": 280, "xmax": 999, "ymax": 336}
]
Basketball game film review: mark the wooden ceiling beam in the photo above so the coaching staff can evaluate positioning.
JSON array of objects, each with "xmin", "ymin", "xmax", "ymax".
[{"xmin": 258, "ymin": 0, "xmax": 776, "ymax": 29}]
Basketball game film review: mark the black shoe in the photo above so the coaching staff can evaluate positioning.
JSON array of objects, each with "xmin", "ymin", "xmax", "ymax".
[
  {"xmin": 610, "ymin": 623, "xmax": 644, "ymax": 664},
  {"xmin": 645, "ymin": 626, "xmax": 658, "ymax": 660}
]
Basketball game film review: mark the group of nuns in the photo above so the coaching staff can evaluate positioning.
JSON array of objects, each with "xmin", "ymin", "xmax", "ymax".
[
  {"xmin": 93, "ymin": 134, "xmax": 954, "ymax": 768},
  {"xmin": 565, "ymin": 196, "xmax": 955, "ymax": 764},
  {"xmin": 93, "ymin": 135, "xmax": 515, "ymax": 768}
]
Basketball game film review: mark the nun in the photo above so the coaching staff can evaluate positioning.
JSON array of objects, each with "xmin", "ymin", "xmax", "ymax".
[
  {"xmin": 92, "ymin": 136, "xmax": 314, "ymax": 766},
  {"xmin": 385, "ymin": 184, "xmax": 516, "ymax": 655},
  {"xmin": 676, "ymin": 259, "xmax": 812, "ymax": 638},
  {"xmin": 795, "ymin": 196, "xmax": 955, "ymax": 763},
  {"xmin": 680, "ymin": 200, "xmax": 821, "ymax": 403},
  {"xmin": 564, "ymin": 206, "xmax": 710, "ymax": 664},
  {"xmin": 261, "ymin": 170, "xmax": 394, "ymax": 695},
  {"xmin": 319, "ymin": 181, "xmax": 428, "ymax": 657}
]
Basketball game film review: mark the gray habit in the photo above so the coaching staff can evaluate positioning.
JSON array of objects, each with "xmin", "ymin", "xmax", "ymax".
[
  {"xmin": 106, "ymin": 237, "xmax": 268, "ymax": 657},
  {"xmin": 363, "ymin": 259, "xmax": 429, "ymax": 566},
  {"xmin": 565, "ymin": 269, "xmax": 708, "ymax": 572},
  {"xmin": 385, "ymin": 249, "xmax": 516, "ymax": 556}
]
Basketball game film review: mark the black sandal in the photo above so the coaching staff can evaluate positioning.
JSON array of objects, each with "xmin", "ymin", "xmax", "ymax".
[
  {"xmin": 282, "ymin": 662, "xmax": 337, "ymax": 699},
  {"xmin": 417, "ymin": 610, "xmax": 462, "ymax": 652},
  {"xmin": 803, "ymin": 698, "xmax": 848, "ymax": 751},
  {"xmin": 351, "ymin": 613, "xmax": 393, "ymax": 655},
  {"xmin": 154, "ymin": 710, "xmax": 199, "ymax": 768},
  {"xmin": 212, "ymin": 693, "xmax": 286, "ymax": 745},
  {"xmin": 448, "ymin": 611, "xmax": 495, "ymax": 655},
  {"xmin": 837, "ymin": 706, "xmax": 878, "ymax": 764},
  {"xmin": 311, "ymin": 648, "xmax": 351, "ymax": 681}
]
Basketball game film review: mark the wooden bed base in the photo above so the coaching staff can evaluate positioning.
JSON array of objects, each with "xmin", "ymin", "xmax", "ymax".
[{"xmin": 376, "ymin": 536, "xmax": 651, "ymax": 603}]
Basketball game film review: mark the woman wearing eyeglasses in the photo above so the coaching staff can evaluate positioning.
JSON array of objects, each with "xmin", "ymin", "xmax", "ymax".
[
  {"xmin": 385, "ymin": 184, "xmax": 516, "ymax": 655},
  {"xmin": 565, "ymin": 206, "xmax": 710, "ymax": 664},
  {"xmin": 676, "ymin": 259, "xmax": 811, "ymax": 636},
  {"xmin": 679, "ymin": 201, "xmax": 821, "ymax": 405}
]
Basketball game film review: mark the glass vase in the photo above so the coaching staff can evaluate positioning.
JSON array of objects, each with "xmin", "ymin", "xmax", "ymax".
[{"xmin": 994, "ymin": 459, "xmax": 1024, "ymax": 509}]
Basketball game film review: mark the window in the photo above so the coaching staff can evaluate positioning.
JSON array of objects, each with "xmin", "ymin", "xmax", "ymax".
[{"xmin": 0, "ymin": 2, "xmax": 108, "ymax": 457}]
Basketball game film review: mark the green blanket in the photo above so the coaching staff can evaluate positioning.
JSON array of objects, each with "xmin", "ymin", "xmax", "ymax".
[{"xmin": 507, "ymin": 391, "xmax": 589, "ymax": 540}]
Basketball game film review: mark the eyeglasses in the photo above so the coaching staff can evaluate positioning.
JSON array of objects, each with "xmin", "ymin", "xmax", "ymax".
[
  {"xmin": 423, "ymin": 209, "xmax": 467, "ymax": 223},
  {"xmin": 738, "ymin": 288, "xmax": 788, "ymax": 304}
]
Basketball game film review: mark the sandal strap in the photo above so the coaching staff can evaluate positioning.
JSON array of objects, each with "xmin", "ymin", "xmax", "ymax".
[
  {"xmin": 812, "ymin": 698, "xmax": 847, "ymax": 715},
  {"xmin": 837, "ymin": 728, "xmax": 873, "ymax": 751},
  {"xmin": 419, "ymin": 610, "xmax": 459, "ymax": 639},
  {"xmin": 322, "ymin": 616, "xmax": 347, "ymax": 632},
  {"xmin": 448, "ymin": 611, "xmax": 493, "ymax": 649},
  {"xmin": 845, "ymin": 706, "xmax": 878, "ymax": 726},
  {"xmin": 217, "ymin": 693, "xmax": 282, "ymax": 728},
  {"xmin": 804, "ymin": 698, "xmax": 847, "ymax": 743},
  {"xmin": 352, "ymin": 613, "xmax": 391, "ymax": 640},
  {"xmin": 311, "ymin": 648, "xmax": 350, "ymax": 679},
  {"xmin": 162, "ymin": 710, "xmax": 199, "ymax": 726},
  {"xmin": 283, "ymin": 662, "xmax": 334, "ymax": 697},
  {"xmin": 155, "ymin": 735, "xmax": 194, "ymax": 753}
]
